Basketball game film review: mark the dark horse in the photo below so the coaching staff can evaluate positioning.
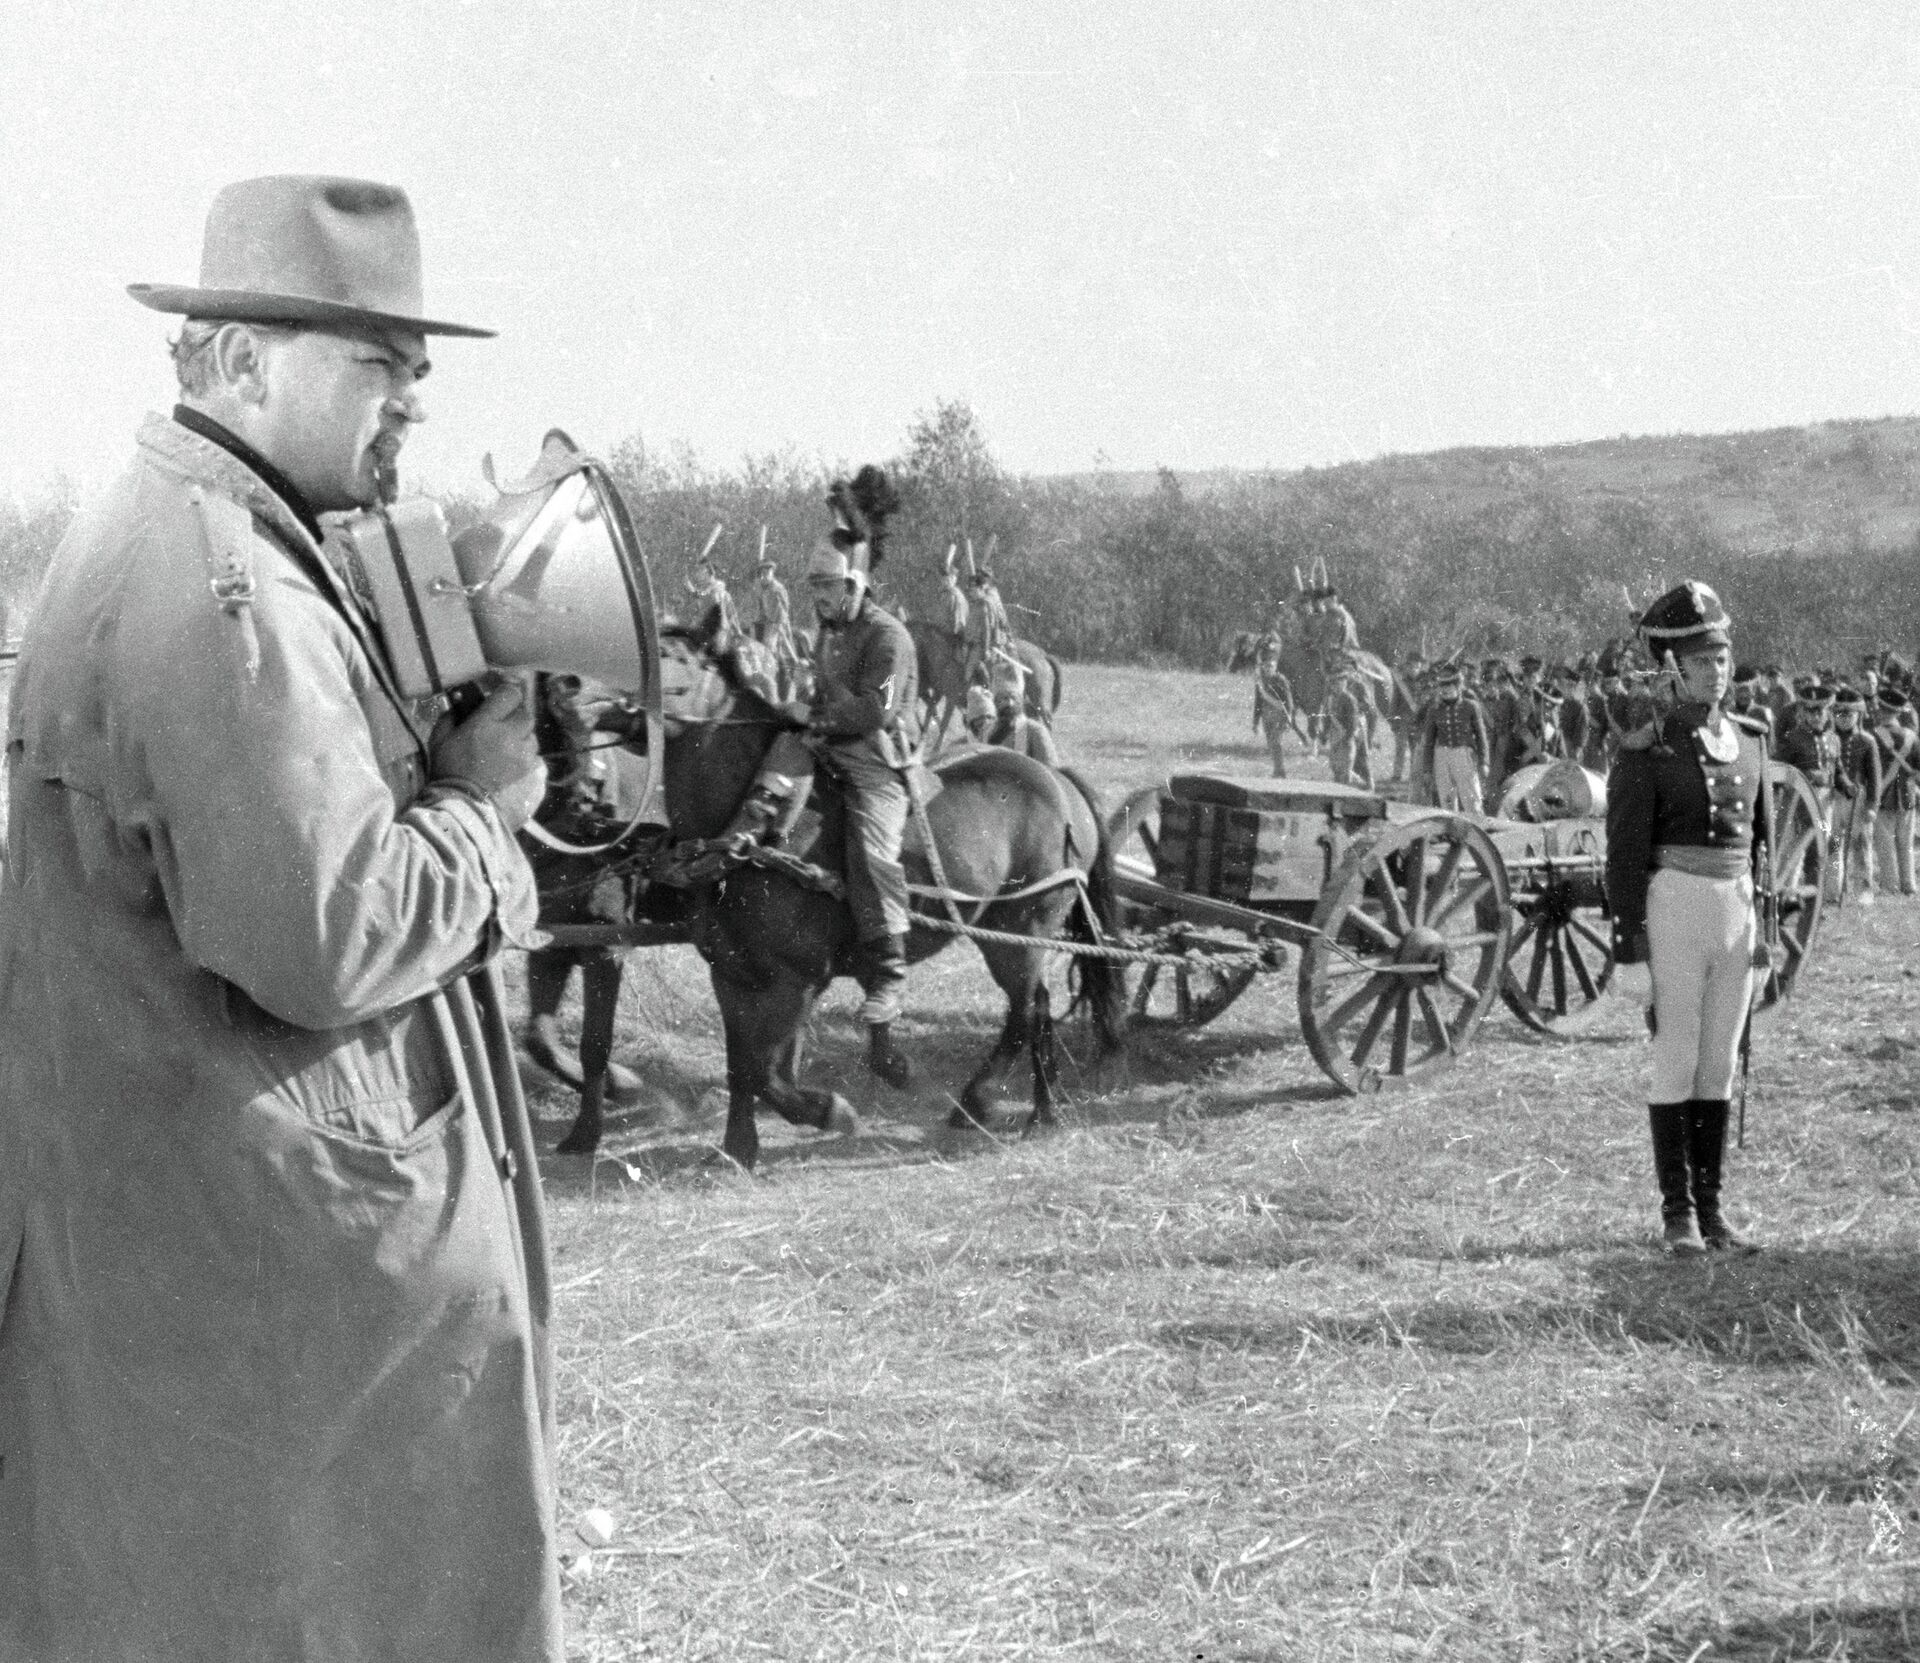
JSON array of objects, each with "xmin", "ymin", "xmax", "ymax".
[{"xmin": 542, "ymin": 631, "xmax": 1128, "ymax": 1170}]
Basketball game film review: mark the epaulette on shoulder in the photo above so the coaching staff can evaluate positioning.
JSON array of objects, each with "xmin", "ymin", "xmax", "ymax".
[
  {"xmin": 1729, "ymin": 710, "xmax": 1771, "ymax": 737},
  {"xmin": 1615, "ymin": 719, "xmax": 1661, "ymax": 752},
  {"xmin": 185, "ymin": 485, "xmax": 262, "ymax": 678}
]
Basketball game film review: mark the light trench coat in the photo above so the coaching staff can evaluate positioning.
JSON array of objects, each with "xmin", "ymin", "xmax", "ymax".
[{"xmin": 0, "ymin": 415, "xmax": 561, "ymax": 1661}]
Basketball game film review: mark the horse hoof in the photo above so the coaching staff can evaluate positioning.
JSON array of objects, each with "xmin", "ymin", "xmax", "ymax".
[
  {"xmin": 864, "ymin": 1040, "xmax": 915, "ymax": 1091},
  {"xmin": 823, "ymin": 1095, "xmax": 860, "ymax": 1137},
  {"xmin": 699, "ymin": 1147, "xmax": 755, "ymax": 1180},
  {"xmin": 555, "ymin": 1128, "xmax": 602, "ymax": 1157}
]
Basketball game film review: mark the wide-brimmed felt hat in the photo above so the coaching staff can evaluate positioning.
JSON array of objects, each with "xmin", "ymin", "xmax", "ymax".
[{"xmin": 128, "ymin": 175, "xmax": 493, "ymax": 338}]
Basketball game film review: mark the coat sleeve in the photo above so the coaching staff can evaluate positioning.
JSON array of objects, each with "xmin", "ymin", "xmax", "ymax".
[
  {"xmin": 1605, "ymin": 749, "xmax": 1657, "ymax": 960},
  {"xmin": 131, "ymin": 545, "xmax": 538, "ymax": 1031}
]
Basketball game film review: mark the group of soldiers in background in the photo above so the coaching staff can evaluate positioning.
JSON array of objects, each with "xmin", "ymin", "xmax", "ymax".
[
  {"xmin": 680, "ymin": 537, "xmax": 1052, "ymax": 764},
  {"xmin": 1392, "ymin": 647, "xmax": 1920, "ymax": 902}
]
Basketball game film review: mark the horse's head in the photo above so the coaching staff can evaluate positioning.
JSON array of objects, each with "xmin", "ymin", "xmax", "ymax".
[{"xmin": 658, "ymin": 629, "xmax": 737, "ymax": 732}]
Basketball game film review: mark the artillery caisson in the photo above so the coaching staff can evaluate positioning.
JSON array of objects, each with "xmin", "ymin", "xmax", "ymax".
[
  {"xmin": 1107, "ymin": 775, "xmax": 1513, "ymax": 1093},
  {"xmin": 1104, "ymin": 756, "xmax": 1828, "ymax": 1094},
  {"xmin": 1489, "ymin": 758, "xmax": 1827, "ymax": 1034}
]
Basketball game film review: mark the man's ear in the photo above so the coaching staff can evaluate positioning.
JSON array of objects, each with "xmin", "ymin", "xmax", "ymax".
[{"xmin": 213, "ymin": 323, "xmax": 276, "ymax": 408}]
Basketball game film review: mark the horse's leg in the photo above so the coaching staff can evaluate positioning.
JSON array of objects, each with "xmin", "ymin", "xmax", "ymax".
[
  {"xmin": 713, "ymin": 973, "xmax": 769, "ymax": 1171},
  {"xmin": 1025, "ymin": 984, "xmax": 1059, "ymax": 1135},
  {"xmin": 555, "ymin": 954, "xmax": 624, "ymax": 1155},
  {"xmin": 955, "ymin": 940, "xmax": 1035, "ymax": 1128},
  {"xmin": 524, "ymin": 946, "xmax": 583, "ymax": 1088},
  {"xmin": 760, "ymin": 1009, "xmax": 859, "ymax": 1136}
]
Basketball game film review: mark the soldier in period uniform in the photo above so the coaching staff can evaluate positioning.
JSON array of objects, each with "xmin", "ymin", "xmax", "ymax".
[
  {"xmin": 745, "ymin": 554, "xmax": 799, "ymax": 685},
  {"xmin": 985, "ymin": 650, "xmax": 1059, "ymax": 765},
  {"xmin": 1323, "ymin": 671, "xmax": 1375, "ymax": 788},
  {"xmin": 1760, "ymin": 664, "xmax": 1795, "ymax": 724},
  {"xmin": 1729, "ymin": 665, "xmax": 1774, "ymax": 749},
  {"xmin": 1606, "ymin": 582, "xmax": 1768, "ymax": 1256},
  {"xmin": 1251, "ymin": 641, "xmax": 1296, "ymax": 777},
  {"xmin": 803, "ymin": 468, "xmax": 922, "ymax": 1087},
  {"xmin": 1873, "ymin": 686, "xmax": 1920, "ymax": 896},
  {"xmin": 1416, "ymin": 663, "xmax": 1489, "ymax": 811},
  {"xmin": 685, "ymin": 555, "xmax": 737, "ymax": 637},
  {"xmin": 1481, "ymin": 659, "xmax": 1518, "ymax": 801},
  {"xmin": 939, "ymin": 545, "xmax": 969, "ymax": 644},
  {"xmin": 1551, "ymin": 664, "xmax": 1590, "ymax": 764},
  {"xmin": 1831, "ymin": 685, "xmax": 1885, "ymax": 905},
  {"xmin": 961, "ymin": 565, "xmax": 1011, "ymax": 688},
  {"xmin": 1777, "ymin": 682, "xmax": 1839, "ymax": 898}
]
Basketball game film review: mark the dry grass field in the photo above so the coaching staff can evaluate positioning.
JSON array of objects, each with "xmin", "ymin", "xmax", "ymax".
[{"xmin": 522, "ymin": 664, "xmax": 1920, "ymax": 1662}]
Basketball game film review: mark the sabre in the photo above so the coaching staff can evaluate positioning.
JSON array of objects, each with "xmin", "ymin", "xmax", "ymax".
[{"xmin": 697, "ymin": 522, "xmax": 724, "ymax": 565}]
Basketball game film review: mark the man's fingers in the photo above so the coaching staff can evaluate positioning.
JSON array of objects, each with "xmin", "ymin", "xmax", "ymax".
[{"xmin": 476, "ymin": 680, "xmax": 529, "ymax": 721}]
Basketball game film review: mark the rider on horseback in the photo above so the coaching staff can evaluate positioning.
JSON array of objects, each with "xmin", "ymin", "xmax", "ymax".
[{"xmin": 803, "ymin": 467, "xmax": 922, "ymax": 1088}]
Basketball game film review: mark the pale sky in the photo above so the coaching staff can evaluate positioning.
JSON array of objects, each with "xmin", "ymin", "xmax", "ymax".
[{"xmin": 6, "ymin": 0, "xmax": 1920, "ymax": 500}]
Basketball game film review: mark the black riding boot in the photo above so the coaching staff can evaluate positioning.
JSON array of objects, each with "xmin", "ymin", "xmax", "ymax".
[
  {"xmin": 858, "ymin": 934, "xmax": 914, "ymax": 1089},
  {"xmin": 1649, "ymin": 1103, "xmax": 1705, "ymax": 1255},
  {"xmin": 1687, "ymin": 1099, "xmax": 1757, "ymax": 1253}
]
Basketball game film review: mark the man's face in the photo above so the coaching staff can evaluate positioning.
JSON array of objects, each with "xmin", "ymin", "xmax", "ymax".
[
  {"xmin": 1676, "ymin": 644, "xmax": 1730, "ymax": 706},
  {"xmin": 808, "ymin": 574, "xmax": 848, "ymax": 624},
  {"xmin": 253, "ymin": 326, "xmax": 429, "ymax": 511}
]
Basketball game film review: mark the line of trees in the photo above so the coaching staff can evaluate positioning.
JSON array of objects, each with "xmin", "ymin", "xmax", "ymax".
[{"xmin": 4, "ymin": 400, "xmax": 1917, "ymax": 669}]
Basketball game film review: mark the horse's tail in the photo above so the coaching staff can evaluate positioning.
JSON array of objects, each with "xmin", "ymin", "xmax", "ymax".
[{"xmin": 1056, "ymin": 765, "xmax": 1128, "ymax": 1053}]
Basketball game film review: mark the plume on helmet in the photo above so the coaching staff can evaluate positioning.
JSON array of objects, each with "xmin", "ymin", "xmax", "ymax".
[{"xmin": 826, "ymin": 464, "xmax": 901, "ymax": 571}]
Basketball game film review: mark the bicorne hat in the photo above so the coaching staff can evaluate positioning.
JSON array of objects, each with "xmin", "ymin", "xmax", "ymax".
[
  {"xmin": 128, "ymin": 175, "xmax": 493, "ymax": 338},
  {"xmin": 1638, "ymin": 581, "xmax": 1731, "ymax": 654}
]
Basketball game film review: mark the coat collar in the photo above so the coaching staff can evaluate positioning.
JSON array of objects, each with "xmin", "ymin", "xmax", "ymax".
[{"xmin": 135, "ymin": 412, "xmax": 419, "ymax": 732}]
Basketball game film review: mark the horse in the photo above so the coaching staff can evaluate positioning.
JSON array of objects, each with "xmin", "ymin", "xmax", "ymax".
[
  {"xmin": 1272, "ymin": 631, "xmax": 1407, "ymax": 750},
  {"xmin": 541, "ymin": 629, "xmax": 1127, "ymax": 1170},
  {"xmin": 908, "ymin": 618, "xmax": 1062, "ymax": 750},
  {"xmin": 1224, "ymin": 629, "xmax": 1279, "ymax": 673}
]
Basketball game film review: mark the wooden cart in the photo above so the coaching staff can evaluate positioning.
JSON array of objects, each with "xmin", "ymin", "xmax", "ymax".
[
  {"xmin": 1107, "ymin": 775, "xmax": 1514, "ymax": 1093},
  {"xmin": 1105, "ymin": 761, "xmax": 1827, "ymax": 1094}
]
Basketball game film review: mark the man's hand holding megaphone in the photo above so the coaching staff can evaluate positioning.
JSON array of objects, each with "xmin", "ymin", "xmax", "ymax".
[{"xmin": 430, "ymin": 677, "xmax": 548, "ymax": 831}]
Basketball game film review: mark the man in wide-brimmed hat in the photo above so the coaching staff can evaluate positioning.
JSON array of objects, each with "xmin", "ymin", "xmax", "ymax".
[{"xmin": 0, "ymin": 177, "xmax": 562, "ymax": 1661}]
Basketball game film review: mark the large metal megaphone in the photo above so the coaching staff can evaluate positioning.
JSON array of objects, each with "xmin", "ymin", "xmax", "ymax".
[{"xmin": 333, "ymin": 429, "xmax": 665, "ymax": 848}]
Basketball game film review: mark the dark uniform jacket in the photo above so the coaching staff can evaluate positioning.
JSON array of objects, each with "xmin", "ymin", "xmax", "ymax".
[
  {"xmin": 1417, "ymin": 695, "xmax": 1489, "ymax": 769},
  {"xmin": 1554, "ymin": 695, "xmax": 1589, "ymax": 763},
  {"xmin": 1605, "ymin": 711, "xmax": 1769, "ymax": 962},
  {"xmin": 812, "ymin": 598, "xmax": 921, "ymax": 765},
  {"xmin": 1877, "ymin": 722, "xmax": 1920, "ymax": 811},
  {"xmin": 1833, "ymin": 727, "xmax": 1883, "ymax": 803},
  {"xmin": 1777, "ymin": 721, "xmax": 1838, "ymax": 791}
]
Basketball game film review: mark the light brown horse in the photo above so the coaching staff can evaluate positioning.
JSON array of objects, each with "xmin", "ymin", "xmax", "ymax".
[
  {"xmin": 544, "ymin": 630, "xmax": 1126, "ymax": 1170},
  {"xmin": 908, "ymin": 619, "xmax": 1062, "ymax": 750}
]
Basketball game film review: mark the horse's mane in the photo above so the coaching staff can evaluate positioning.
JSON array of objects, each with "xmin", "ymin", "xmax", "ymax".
[{"xmin": 660, "ymin": 623, "xmax": 786, "ymax": 726}]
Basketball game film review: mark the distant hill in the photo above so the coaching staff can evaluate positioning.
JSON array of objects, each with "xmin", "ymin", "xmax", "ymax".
[{"xmin": 1063, "ymin": 416, "xmax": 1920, "ymax": 559}]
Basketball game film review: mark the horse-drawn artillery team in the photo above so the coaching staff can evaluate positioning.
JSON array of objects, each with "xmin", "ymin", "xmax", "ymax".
[{"xmin": 4, "ymin": 170, "xmax": 1914, "ymax": 1663}]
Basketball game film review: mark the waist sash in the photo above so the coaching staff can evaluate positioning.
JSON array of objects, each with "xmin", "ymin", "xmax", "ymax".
[{"xmin": 1653, "ymin": 844, "xmax": 1749, "ymax": 881}]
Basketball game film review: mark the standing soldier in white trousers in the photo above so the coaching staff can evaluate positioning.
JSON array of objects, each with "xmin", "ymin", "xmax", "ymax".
[
  {"xmin": 1416, "ymin": 662, "xmax": 1488, "ymax": 812},
  {"xmin": 1607, "ymin": 583, "xmax": 1768, "ymax": 1257}
]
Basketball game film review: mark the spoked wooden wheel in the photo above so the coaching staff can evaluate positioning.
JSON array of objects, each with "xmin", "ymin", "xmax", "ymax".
[
  {"xmin": 1757, "ymin": 761, "xmax": 1827, "ymax": 1010},
  {"xmin": 1298, "ymin": 816, "xmax": 1511, "ymax": 1094},
  {"xmin": 1106, "ymin": 786, "xmax": 1261, "ymax": 1026},
  {"xmin": 1499, "ymin": 855, "xmax": 1614, "ymax": 1035}
]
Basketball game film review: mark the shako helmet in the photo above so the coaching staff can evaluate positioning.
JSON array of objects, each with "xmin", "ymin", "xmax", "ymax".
[{"xmin": 1638, "ymin": 581, "xmax": 1731, "ymax": 655}]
